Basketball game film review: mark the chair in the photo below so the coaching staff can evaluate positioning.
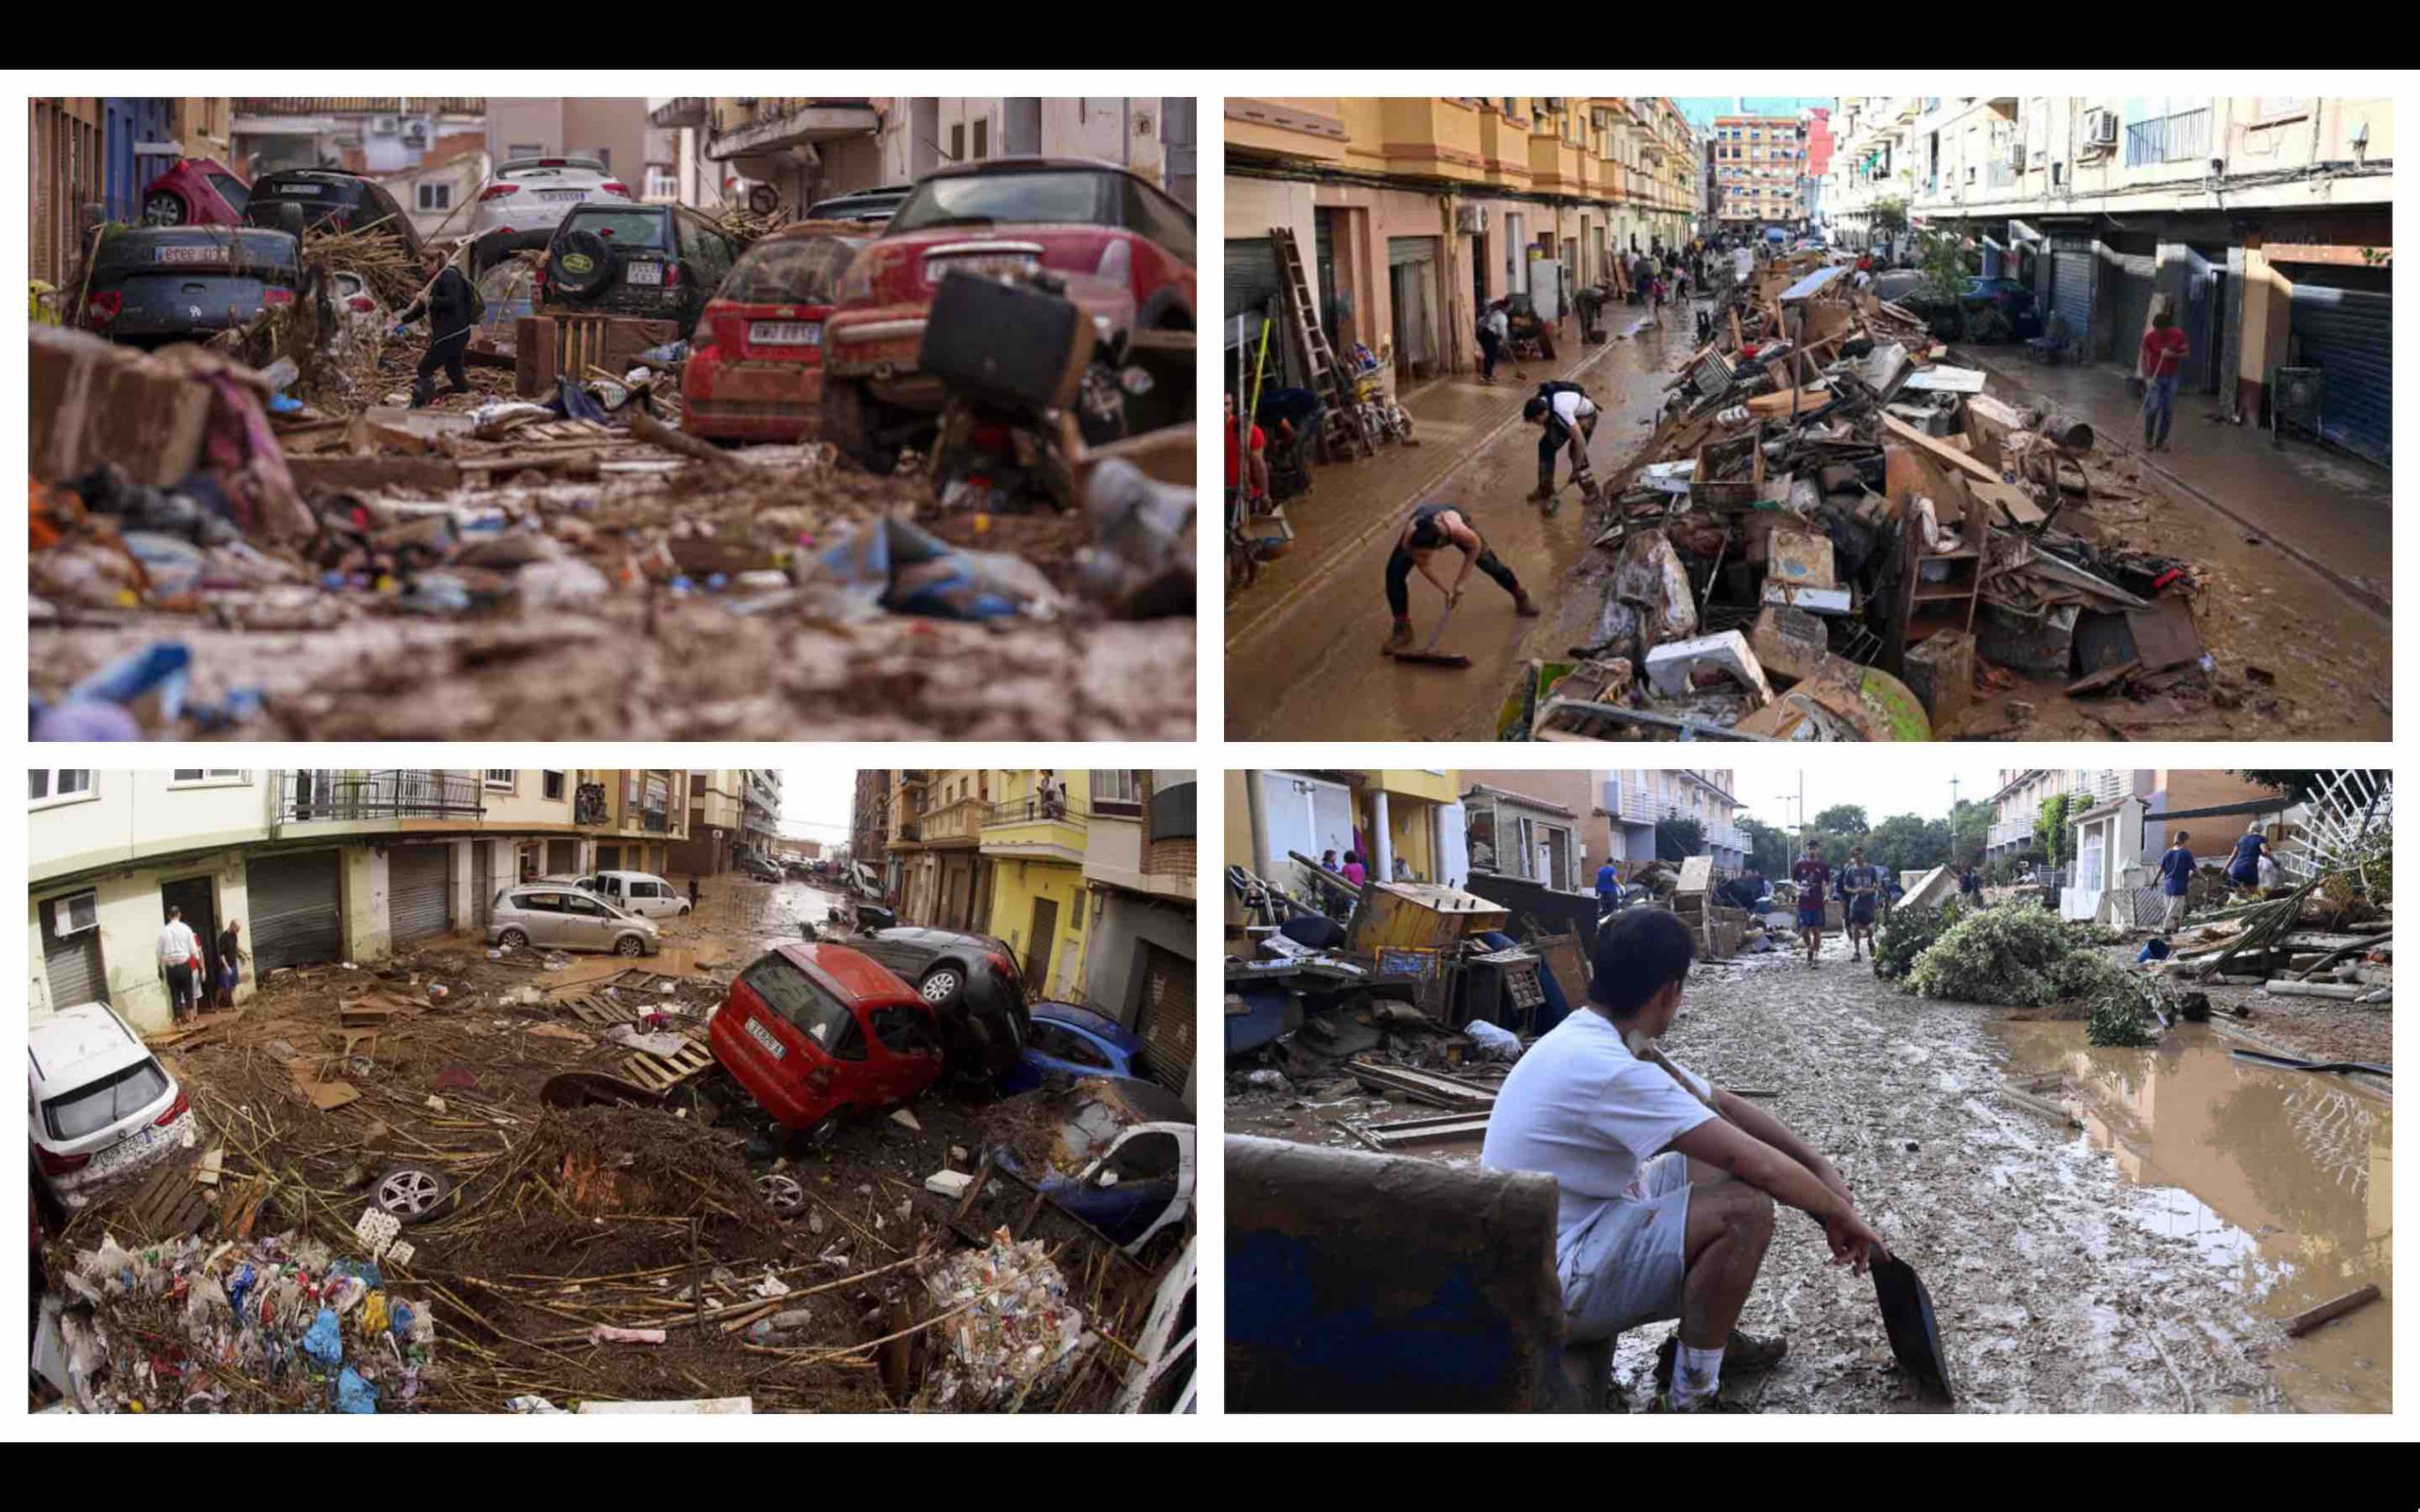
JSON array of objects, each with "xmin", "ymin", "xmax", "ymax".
[{"xmin": 2026, "ymin": 312, "xmax": 2071, "ymax": 365}]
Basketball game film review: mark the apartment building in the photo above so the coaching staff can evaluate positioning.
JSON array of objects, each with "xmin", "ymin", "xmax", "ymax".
[
  {"xmin": 890, "ymin": 768, "xmax": 996, "ymax": 934},
  {"xmin": 668, "ymin": 770, "xmax": 747, "ymax": 878},
  {"xmin": 1823, "ymin": 95, "xmax": 2392, "ymax": 462},
  {"xmin": 29, "ymin": 769, "xmax": 688, "ymax": 1032},
  {"xmin": 737, "ymin": 769, "xmax": 782, "ymax": 858},
  {"xmin": 1710, "ymin": 112, "xmax": 1809, "ymax": 230},
  {"xmin": 1224, "ymin": 97, "xmax": 1702, "ymax": 387}
]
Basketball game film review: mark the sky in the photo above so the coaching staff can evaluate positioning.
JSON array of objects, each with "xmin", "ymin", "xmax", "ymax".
[
  {"xmin": 779, "ymin": 771, "xmax": 856, "ymax": 846},
  {"xmin": 1730, "ymin": 765, "xmax": 2013, "ymax": 833},
  {"xmin": 1675, "ymin": 97, "xmax": 1832, "ymax": 128}
]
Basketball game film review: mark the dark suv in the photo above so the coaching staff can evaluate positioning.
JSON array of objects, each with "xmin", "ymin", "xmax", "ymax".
[
  {"xmin": 241, "ymin": 170, "xmax": 423, "ymax": 260},
  {"xmin": 539, "ymin": 202, "xmax": 739, "ymax": 336}
]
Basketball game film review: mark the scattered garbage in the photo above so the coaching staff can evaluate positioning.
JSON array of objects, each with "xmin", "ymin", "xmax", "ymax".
[{"xmin": 920, "ymin": 1229, "xmax": 1089, "ymax": 1408}]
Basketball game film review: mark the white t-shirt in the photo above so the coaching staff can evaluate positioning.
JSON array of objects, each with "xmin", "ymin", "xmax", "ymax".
[
  {"xmin": 1480, "ymin": 1008, "xmax": 1715, "ymax": 1240},
  {"xmin": 158, "ymin": 919, "xmax": 198, "ymax": 968},
  {"xmin": 1550, "ymin": 389, "xmax": 1597, "ymax": 427},
  {"xmin": 1482, "ymin": 309, "xmax": 1510, "ymax": 339}
]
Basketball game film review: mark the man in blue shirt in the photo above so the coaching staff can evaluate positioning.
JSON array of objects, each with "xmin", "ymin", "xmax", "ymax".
[
  {"xmin": 2157, "ymin": 832, "xmax": 2198, "ymax": 932},
  {"xmin": 1596, "ymin": 859, "xmax": 1624, "ymax": 915},
  {"xmin": 2226, "ymin": 824, "xmax": 2272, "ymax": 895}
]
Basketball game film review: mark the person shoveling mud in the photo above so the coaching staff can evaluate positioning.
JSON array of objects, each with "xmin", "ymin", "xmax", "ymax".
[
  {"xmin": 1481, "ymin": 908, "xmax": 1890, "ymax": 1411},
  {"xmin": 1383, "ymin": 502, "xmax": 1539, "ymax": 658}
]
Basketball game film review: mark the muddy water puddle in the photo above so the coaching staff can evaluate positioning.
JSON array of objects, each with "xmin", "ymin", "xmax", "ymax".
[{"xmin": 1987, "ymin": 1020, "xmax": 2392, "ymax": 1412}]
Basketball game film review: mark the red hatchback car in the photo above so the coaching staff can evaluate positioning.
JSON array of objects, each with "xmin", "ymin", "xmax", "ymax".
[
  {"xmin": 682, "ymin": 220, "xmax": 872, "ymax": 444},
  {"xmin": 140, "ymin": 158, "xmax": 250, "ymax": 228},
  {"xmin": 709, "ymin": 943, "xmax": 944, "ymax": 1143},
  {"xmin": 820, "ymin": 156, "xmax": 1196, "ymax": 471}
]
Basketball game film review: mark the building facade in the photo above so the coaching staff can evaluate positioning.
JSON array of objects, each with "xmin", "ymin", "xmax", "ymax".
[
  {"xmin": 1711, "ymin": 112, "xmax": 1809, "ymax": 230},
  {"xmin": 1224, "ymin": 97, "xmax": 1702, "ymax": 388},
  {"xmin": 30, "ymin": 768, "xmax": 689, "ymax": 1033},
  {"xmin": 669, "ymin": 770, "xmax": 747, "ymax": 877},
  {"xmin": 1821, "ymin": 95, "xmax": 2393, "ymax": 461},
  {"xmin": 28, "ymin": 97, "xmax": 234, "ymax": 287},
  {"xmin": 1461, "ymin": 768, "xmax": 1746, "ymax": 881}
]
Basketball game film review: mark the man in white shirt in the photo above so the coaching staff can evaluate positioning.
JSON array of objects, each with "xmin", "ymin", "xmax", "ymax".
[
  {"xmin": 1478, "ymin": 300, "xmax": 1512, "ymax": 385},
  {"xmin": 157, "ymin": 906, "xmax": 200, "ymax": 1022},
  {"xmin": 1522, "ymin": 382, "xmax": 1601, "ymax": 512},
  {"xmin": 1481, "ymin": 907, "xmax": 1889, "ymax": 1411}
]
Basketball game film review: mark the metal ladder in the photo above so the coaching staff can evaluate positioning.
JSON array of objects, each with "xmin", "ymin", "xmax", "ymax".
[{"xmin": 1270, "ymin": 225, "xmax": 1372, "ymax": 459}]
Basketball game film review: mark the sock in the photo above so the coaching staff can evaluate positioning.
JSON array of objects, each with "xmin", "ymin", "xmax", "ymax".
[{"xmin": 1671, "ymin": 1342, "xmax": 1726, "ymax": 1407}]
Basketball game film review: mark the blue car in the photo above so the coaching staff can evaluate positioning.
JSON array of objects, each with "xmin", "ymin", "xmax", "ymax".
[
  {"xmin": 995, "ymin": 1001, "xmax": 1145, "ymax": 1093},
  {"xmin": 83, "ymin": 227, "xmax": 301, "ymax": 347}
]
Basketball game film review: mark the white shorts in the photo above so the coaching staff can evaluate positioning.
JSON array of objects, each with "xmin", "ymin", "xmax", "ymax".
[{"xmin": 1557, "ymin": 1151, "xmax": 1693, "ymax": 1343}]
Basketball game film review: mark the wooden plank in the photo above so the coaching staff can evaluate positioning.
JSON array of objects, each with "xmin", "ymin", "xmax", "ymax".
[
  {"xmin": 2286, "ymin": 1283, "xmax": 2381, "ymax": 1337},
  {"xmin": 1881, "ymin": 412, "xmax": 2005, "ymax": 488}
]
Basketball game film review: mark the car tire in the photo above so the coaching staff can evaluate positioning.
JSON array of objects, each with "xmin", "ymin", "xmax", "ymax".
[
  {"xmin": 755, "ymin": 1171, "xmax": 805, "ymax": 1217},
  {"xmin": 822, "ymin": 379, "xmax": 897, "ymax": 474},
  {"xmin": 549, "ymin": 229, "xmax": 617, "ymax": 299},
  {"xmin": 498, "ymin": 928, "xmax": 529, "ymax": 949},
  {"xmin": 615, "ymin": 934, "xmax": 647, "ymax": 957},
  {"xmin": 789, "ymin": 1111, "xmax": 846, "ymax": 1155},
  {"xmin": 142, "ymin": 192, "xmax": 186, "ymax": 228},
  {"xmin": 372, "ymin": 1165, "xmax": 455, "ymax": 1226},
  {"xmin": 919, "ymin": 965, "xmax": 967, "ymax": 1010}
]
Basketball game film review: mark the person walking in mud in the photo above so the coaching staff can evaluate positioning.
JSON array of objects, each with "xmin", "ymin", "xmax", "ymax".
[
  {"xmin": 1481, "ymin": 908, "xmax": 1890, "ymax": 1413},
  {"xmin": 2225, "ymin": 823, "xmax": 2273, "ymax": 898},
  {"xmin": 1382, "ymin": 501, "xmax": 1540, "ymax": 652},
  {"xmin": 1791, "ymin": 838, "xmax": 1830, "ymax": 968},
  {"xmin": 1838, "ymin": 848, "xmax": 1882, "ymax": 964},
  {"xmin": 2157, "ymin": 831, "xmax": 2197, "ymax": 931},
  {"xmin": 1478, "ymin": 298, "xmax": 1512, "ymax": 384},
  {"xmin": 1523, "ymin": 380, "xmax": 1600, "ymax": 512},
  {"xmin": 394, "ymin": 249, "xmax": 477, "ymax": 409}
]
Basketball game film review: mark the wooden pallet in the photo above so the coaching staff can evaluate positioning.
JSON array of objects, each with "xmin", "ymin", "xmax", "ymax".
[
  {"xmin": 561, "ymin": 991, "xmax": 648, "ymax": 1027},
  {"xmin": 117, "ymin": 1157, "xmax": 215, "ymax": 1241},
  {"xmin": 620, "ymin": 1038, "xmax": 713, "ymax": 1092}
]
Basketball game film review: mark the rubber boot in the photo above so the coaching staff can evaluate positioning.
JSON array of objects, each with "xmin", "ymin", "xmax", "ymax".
[
  {"xmin": 1512, "ymin": 588, "xmax": 1541, "ymax": 617},
  {"xmin": 408, "ymin": 377, "xmax": 434, "ymax": 410},
  {"xmin": 1385, "ymin": 618, "xmax": 1414, "ymax": 652}
]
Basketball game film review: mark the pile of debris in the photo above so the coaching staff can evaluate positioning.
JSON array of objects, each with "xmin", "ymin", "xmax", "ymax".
[
  {"xmin": 1507, "ymin": 249, "xmax": 2221, "ymax": 742},
  {"xmin": 919, "ymin": 1229, "xmax": 1089, "ymax": 1408}
]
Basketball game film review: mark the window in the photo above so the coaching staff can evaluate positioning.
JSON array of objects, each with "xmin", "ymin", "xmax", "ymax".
[
  {"xmin": 485, "ymin": 770, "xmax": 516, "ymax": 791},
  {"xmin": 42, "ymin": 1057, "xmax": 172, "ymax": 1142},
  {"xmin": 509, "ymin": 143, "xmax": 544, "ymax": 160},
  {"xmin": 417, "ymin": 181, "xmax": 451, "ymax": 211},
  {"xmin": 972, "ymin": 118, "xmax": 988, "ymax": 160},
  {"xmin": 519, "ymin": 891, "xmax": 565, "ymax": 912},
  {"xmin": 544, "ymin": 770, "xmax": 566, "ymax": 801},
  {"xmin": 646, "ymin": 165, "xmax": 678, "ymax": 200},
  {"xmin": 1091, "ymin": 770, "xmax": 1144, "ymax": 816},
  {"xmin": 742, "ymin": 954, "xmax": 863, "ymax": 1059},
  {"xmin": 30, "ymin": 770, "xmax": 95, "ymax": 808},
  {"xmin": 169, "ymin": 770, "xmax": 247, "ymax": 788}
]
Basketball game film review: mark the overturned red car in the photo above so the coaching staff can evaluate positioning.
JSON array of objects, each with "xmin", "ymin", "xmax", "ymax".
[
  {"xmin": 820, "ymin": 156, "xmax": 1196, "ymax": 472},
  {"xmin": 139, "ymin": 158, "xmax": 249, "ymax": 228},
  {"xmin": 707, "ymin": 942, "xmax": 944, "ymax": 1145},
  {"xmin": 681, "ymin": 220, "xmax": 873, "ymax": 444}
]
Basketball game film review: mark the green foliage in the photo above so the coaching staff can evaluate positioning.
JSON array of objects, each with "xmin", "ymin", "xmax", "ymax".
[
  {"xmin": 1812, "ymin": 804, "xmax": 1870, "ymax": 838},
  {"xmin": 1875, "ymin": 899, "xmax": 1962, "ymax": 982},
  {"xmin": 1740, "ymin": 816, "xmax": 1793, "ymax": 880},
  {"xmin": 1912, "ymin": 229, "xmax": 1974, "ymax": 308},
  {"xmin": 2079, "ymin": 959, "xmax": 2160, "ymax": 1047},
  {"xmin": 1865, "ymin": 814, "xmax": 1952, "ymax": 876},
  {"xmin": 1949, "ymin": 799, "xmax": 1992, "ymax": 868},
  {"xmin": 2065, "ymin": 919, "xmax": 2123, "ymax": 948},
  {"xmin": 2033, "ymin": 793, "xmax": 2072, "ymax": 870},
  {"xmin": 1905, "ymin": 902, "xmax": 2083, "ymax": 1006},
  {"xmin": 1870, "ymin": 197, "xmax": 1910, "ymax": 235},
  {"xmin": 1656, "ymin": 816, "xmax": 1705, "ymax": 862}
]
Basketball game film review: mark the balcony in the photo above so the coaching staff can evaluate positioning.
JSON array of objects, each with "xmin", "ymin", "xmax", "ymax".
[
  {"xmin": 1603, "ymin": 780, "xmax": 1655, "ymax": 826},
  {"xmin": 276, "ymin": 770, "xmax": 484, "ymax": 825},
  {"xmin": 890, "ymin": 819, "xmax": 925, "ymax": 848},
  {"xmin": 648, "ymin": 97, "xmax": 709, "ymax": 129},
  {"xmin": 2124, "ymin": 108, "xmax": 2211, "ymax": 169},
  {"xmin": 980, "ymin": 795, "xmax": 1089, "ymax": 862},
  {"xmin": 921, "ymin": 797, "xmax": 988, "ymax": 846},
  {"xmin": 706, "ymin": 98, "xmax": 880, "ymax": 163},
  {"xmin": 642, "ymin": 808, "xmax": 671, "ymax": 834}
]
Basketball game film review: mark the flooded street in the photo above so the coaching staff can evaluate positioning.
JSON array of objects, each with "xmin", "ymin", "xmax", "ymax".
[{"xmin": 1988, "ymin": 1021, "xmax": 2393, "ymax": 1413}]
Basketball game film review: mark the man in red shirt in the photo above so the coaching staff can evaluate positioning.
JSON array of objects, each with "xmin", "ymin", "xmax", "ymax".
[
  {"xmin": 1224, "ymin": 390, "xmax": 1268, "ymax": 505},
  {"xmin": 2138, "ymin": 309, "xmax": 2191, "ymax": 453}
]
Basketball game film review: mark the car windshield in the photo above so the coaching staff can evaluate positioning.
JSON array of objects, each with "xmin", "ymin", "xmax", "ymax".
[
  {"xmin": 210, "ymin": 175, "xmax": 251, "ymax": 215},
  {"xmin": 563, "ymin": 209, "xmax": 669, "ymax": 249},
  {"xmin": 743, "ymin": 954, "xmax": 859, "ymax": 1055},
  {"xmin": 888, "ymin": 171, "xmax": 1111, "ymax": 233},
  {"xmin": 717, "ymin": 236, "xmax": 863, "ymax": 303},
  {"xmin": 43, "ymin": 1057, "xmax": 170, "ymax": 1142}
]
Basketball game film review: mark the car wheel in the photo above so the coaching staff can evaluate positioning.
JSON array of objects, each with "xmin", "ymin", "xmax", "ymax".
[
  {"xmin": 755, "ymin": 1172, "xmax": 805, "ymax": 1217},
  {"xmin": 615, "ymin": 934, "xmax": 647, "ymax": 957},
  {"xmin": 822, "ymin": 379, "xmax": 898, "ymax": 474},
  {"xmin": 790, "ymin": 1112, "xmax": 846, "ymax": 1155},
  {"xmin": 498, "ymin": 928, "xmax": 529, "ymax": 949},
  {"xmin": 142, "ymin": 192, "xmax": 186, "ymax": 228},
  {"xmin": 919, "ymin": 965, "xmax": 966, "ymax": 1008},
  {"xmin": 372, "ymin": 1165, "xmax": 454, "ymax": 1226}
]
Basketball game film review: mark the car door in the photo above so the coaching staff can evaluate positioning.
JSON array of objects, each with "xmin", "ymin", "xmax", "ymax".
[
  {"xmin": 510, "ymin": 889, "xmax": 560, "ymax": 946},
  {"xmin": 866, "ymin": 1004, "xmax": 942, "ymax": 1100},
  {"xmin": 626, "ymin": 880, "xmax": 669, "ymax": 919},
  {"xmin": 559, "ymin": 893, "xmax": 615, "ymax": 950}
]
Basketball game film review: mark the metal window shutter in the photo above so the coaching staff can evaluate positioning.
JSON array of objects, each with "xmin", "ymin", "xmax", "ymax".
[
  {"xmin": 389, "ymin": 844, "xmax": 454, "ymax": 944},
  {"xmin": 42, "ymin": 898, "xmax": 108, "ymax": 1006},
  {"xmin": 1387, "ymin": 235, "xmax": 1436, "ymax": 269},
  {"xmin": 2290, "ymin": 284, "xmax": 2392, "ymax": 465},
  {"xmin": 2052, "ymin": 249, "xmax": 2094, "ymax": 355},
  {"xmin": 597, "ymin": 844, "xmax": 621, "ymax": 870},
  {"xmin": 1225, "ymin": 236, "xmax": 1281, "ymax": 339},
  {"xmin": 547, "ymin": 838, "xmax": 575, "ymax": 873},
  {"xmin": 1134, "ymin": 941, "xmax": 1195, "ymax": 1093},
  {"xmin": 248, "ymin": 850, "xmax": 344, "ymax": 972}
]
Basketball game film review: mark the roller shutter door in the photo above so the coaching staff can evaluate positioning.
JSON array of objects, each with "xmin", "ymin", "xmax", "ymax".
[
  {"xmin": 1225, "ymin": 236, "xmax": 1282, "ymax": 335},
  {"xmin": 2106, "ymin": 251, "xmax": 2155, "ymax": 367},
  {"xmin": 2290, "ymin": 284, "xmax": 2391, "ymax": 465},
  {"xmin": 41, "ymin": 894, "xmax": 109, "ymax": 1006},
  {"xmin": 2051, "ymin": 248, "xmax": 2094, "ymax": 356},
  {"xmin": 389, "ymin": 844, "xmax": 454, "ymax": 944},
  {"xmin": 596, "ymin": 844, "xmax": 622, "ymax": 870},
  {"xmin": 472, "ymin": 841, "xmax": 493, "ymax": 926},
  {"xmin": 546, "ymin": 838, "xmax": 575, "ymax": 874},
  {"xmin": 248, "ymin": 850, "xmax": 343, "ymax": 972},
  {"xmin": 1133, "ymin": 941, "xmax": 1195, "ymax": 1093}
]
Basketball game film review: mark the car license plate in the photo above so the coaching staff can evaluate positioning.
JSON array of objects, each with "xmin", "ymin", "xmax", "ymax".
[
  {"xmin": 156, "ymin": 246, "xmax": 218, "ymax": 265},
  {"xmin": 540, "ymin": 189, "xmax": 585, "ymax": 200},
  {"xmin": 929, "ymin": 253, "xmax": 1037, "ymax": 283},
  {"xmin": 749, "ymin": 320, "xmax": 820, "ymax": 346},
  {"xmin": 745, "ymin": 1018, "xmax": 786, "ymax": 1059}
]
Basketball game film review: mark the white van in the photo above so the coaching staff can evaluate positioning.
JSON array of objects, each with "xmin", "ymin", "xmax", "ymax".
[{"xmin": 578, "ymin": 870, "xmax": 691, "ymax": 919}]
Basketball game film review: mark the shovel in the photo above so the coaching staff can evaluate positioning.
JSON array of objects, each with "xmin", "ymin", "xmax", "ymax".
[
  {"xmin": 1387, "ymin": 600, "xmax": 1471, "ymax": 669},
  {"xmin": 1633, "ymin": 1038, "xmax": 1955, "ymax": 1403}
]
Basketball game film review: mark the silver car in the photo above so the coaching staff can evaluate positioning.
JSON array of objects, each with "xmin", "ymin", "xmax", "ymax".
[{"xmin": 488, "ymin": 885, "xmax": 660, "ymax": 956}]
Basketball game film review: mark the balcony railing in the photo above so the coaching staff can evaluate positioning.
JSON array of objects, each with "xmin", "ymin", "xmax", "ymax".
[
  {"xmin": 984, "ymin": 796, "xmax": 1090, "ymax": 831},
  {"xmin": 642, "ymin": 808, "xmax": 671, "ymax": 833},
  {"xmin": 276, "ymin": 770, "xmax": 484, "ymax": 824},
  {"xmin": 922, "ymin": 797, "xmax": 988, "ymax": 843},
  {"xmin": 2125, "ymin": 109, "xmax": 2210, "ymax": 168}
]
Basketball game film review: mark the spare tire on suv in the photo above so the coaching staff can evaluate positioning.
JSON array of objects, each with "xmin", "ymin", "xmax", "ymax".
[{"xmin": 549, "ymin": 228, "xmax": 618, "ymax": 299}]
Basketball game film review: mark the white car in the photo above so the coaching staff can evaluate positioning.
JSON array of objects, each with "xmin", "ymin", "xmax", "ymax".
[
  {"xmin": 574, "ymin": 869, "xmax": 692, "ymax": 920},
  {"xmin": 30, "ymin": 1001, "xmax": 199, "ymax": 1211},
  {"xmin": 470, "ymin": 157, "xmax": 632, "ymax": 273}
]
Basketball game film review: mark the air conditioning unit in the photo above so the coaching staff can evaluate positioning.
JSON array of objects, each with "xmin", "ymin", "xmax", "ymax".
[
  {"xmin": 51, "ymin": 890, "xmax": 98, "ymax": 937},
  {"xmin": 402, "ymin": 119, "xmax": 430, "ymax": 146},
  {"xmin": 2083, "ymin": 108, "xmax": 2118, "ymax": 146},
  {"xmin": 1454, "ymin": 203, "xmax": 1482, "ymax": 233},
  {"xmin": 371, "ymin": 115, "xmax": 400, "ymax": 136}
]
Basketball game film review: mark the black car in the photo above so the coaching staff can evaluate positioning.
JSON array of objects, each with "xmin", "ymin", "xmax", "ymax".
[
  {"xmin": 804, "ymin": 184, "xmax": 914, "ymax": 226},
  {"xmin": 539, "ymin": 202, "xmax": 738, "ymax": 336},
  {"xmin": 848, "ymin": 927, "xmax": 1030, "ymax": 1079},
  {"xmin": 82, "ymin": 227, "xmax": 301, "ymax": 346},
  {"xmin": 242, "ymin": 170, "xmax": 424, "ymax": 260}
]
